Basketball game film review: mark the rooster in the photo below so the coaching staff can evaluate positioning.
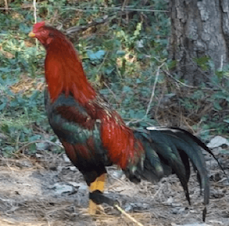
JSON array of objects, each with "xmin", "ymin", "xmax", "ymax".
[{"xmin": 29, "ymin": 22, "xmax": 219, "ymax": 221}]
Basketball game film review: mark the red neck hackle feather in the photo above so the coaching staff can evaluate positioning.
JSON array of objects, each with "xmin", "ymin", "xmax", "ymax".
[{"xmin": 31, "ymin": 22, "xmax": 96, "ymax": 104}]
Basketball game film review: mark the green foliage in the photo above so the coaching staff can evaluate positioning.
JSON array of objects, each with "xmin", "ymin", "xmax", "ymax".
[
  {"xmin": 0, "ymin": 5, "xmax": 48, "ymax": 156},
  {"xmin": 0, "ymin": 0, "xmax": 228, "ymax": 156},
  {"xmin": 194, "ymin": 56, "xmax": 210, "ymax": 71},
  {"xmin": 177, "ymin": 73, "xmax": 229, "ymax": 135}
]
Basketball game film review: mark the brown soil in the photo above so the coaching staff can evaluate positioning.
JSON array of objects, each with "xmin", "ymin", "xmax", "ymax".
[{"xmin": 0, "ymin": 152, "xmax": 228, "ymax": 226}]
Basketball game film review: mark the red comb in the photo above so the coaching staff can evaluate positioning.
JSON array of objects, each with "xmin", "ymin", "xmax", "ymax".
[{"xmin": 33, "ymin": 21, "xmax": 45, "ymax": 32}]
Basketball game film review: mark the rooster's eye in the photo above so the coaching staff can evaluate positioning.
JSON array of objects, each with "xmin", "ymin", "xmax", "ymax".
[{"xmin": 49, "ymin": 32, "xmax": 54, "ymax": 37}]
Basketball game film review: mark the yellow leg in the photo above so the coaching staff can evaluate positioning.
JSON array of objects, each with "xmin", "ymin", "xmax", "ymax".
[{"xmin": 88, "ymin": 173, "xmax": 106, "ymax": 215}]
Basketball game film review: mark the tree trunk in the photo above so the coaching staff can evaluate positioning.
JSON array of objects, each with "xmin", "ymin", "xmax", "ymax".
[{"xmin": 169, "ymin": 0, "xmax": 229, "ymax": 85}]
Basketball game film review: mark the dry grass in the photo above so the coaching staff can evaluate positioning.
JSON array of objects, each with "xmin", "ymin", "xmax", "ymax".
[{"xmin": 10, "ymin": 75, "xmax": 45, "ymax": 95}]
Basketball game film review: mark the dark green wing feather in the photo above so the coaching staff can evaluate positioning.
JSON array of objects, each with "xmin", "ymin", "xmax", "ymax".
[{"xmin": 44, "ymin": 90, "xmax": 111, "ymax": 184}]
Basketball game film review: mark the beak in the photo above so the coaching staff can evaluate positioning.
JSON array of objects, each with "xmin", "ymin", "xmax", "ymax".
[{"xmin": 28, "ymin": 31, "xmax": 36, "ymax": 38}]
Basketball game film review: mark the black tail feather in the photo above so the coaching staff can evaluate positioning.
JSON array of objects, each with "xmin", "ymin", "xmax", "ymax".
[
  {"xmin": 170, "ymin": 127, "xmax": 225, "ymax": 174},
  {"xmin": 130, "ymin": 126, "xmax": 223, "ymax": 221}
]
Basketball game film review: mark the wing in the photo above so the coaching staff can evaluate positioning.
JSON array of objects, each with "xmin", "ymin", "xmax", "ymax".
[{"xmin": 44, "ymin": 90, "xmax": 110, "ymax": 184}]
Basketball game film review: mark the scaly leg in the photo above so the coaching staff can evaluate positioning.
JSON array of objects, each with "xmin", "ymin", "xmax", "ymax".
[{"xmin": 88, "ymin": 173, "xmax": 106, "ymax": 214}]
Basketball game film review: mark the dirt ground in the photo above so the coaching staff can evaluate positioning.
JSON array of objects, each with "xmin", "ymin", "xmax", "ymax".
[{"xmin": 0, "ymin": 150, "xmax": 228, "ymax": 226}]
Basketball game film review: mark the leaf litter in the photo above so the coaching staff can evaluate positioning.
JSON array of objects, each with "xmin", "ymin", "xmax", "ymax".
[{"xmin": 0, "ymin": 150, "xmax": 228, "ymax": 226}]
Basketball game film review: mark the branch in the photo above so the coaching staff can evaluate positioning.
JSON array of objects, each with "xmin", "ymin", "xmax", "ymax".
[
  {"xmin": 4, "ymin": 0, "xmax": 8, "ymax": 13},
  {"xmin": 66, "ymin": 15, "xmax": 109, "ymax": 35},
  {"xmin": 145, "ymin": 62, "xmax": 165, "ymax": 116}
]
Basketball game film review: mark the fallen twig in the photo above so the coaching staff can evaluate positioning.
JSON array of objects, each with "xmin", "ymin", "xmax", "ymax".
[{"xmin": 114, "ymin": 204, "xmax": 144, "ymax": 226}]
